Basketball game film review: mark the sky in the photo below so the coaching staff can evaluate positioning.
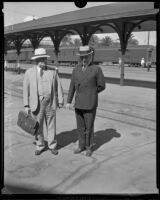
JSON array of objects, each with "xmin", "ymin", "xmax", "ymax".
[{"xmin": 3, "ymin": 2, "xmax": 156, "ymax": 46}]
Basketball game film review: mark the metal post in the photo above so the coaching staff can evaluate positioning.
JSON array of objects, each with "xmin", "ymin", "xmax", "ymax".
[
  {"xmin": 120, "ymin": 52, "xmax": 125, "ymax": 86},
  {"xmin": 4, "ymin": 54, "xmax": 8, "ymax": 71},
  {"xmin": 53, "ymin": 42, "xmax": 60, "ymax": 69},
  {"xmin": 54, "ymin": 52, "xmax": 59, "ymax": 68},
  {"xmin": 147, "ymin": 31, "xmax": 150, "ymax": 46},
  {"xmin": 146, "ymin": 31, "xmax": 150, "ymax": 64},
  {"xmin": 17, "ymin": 54, "xmax": 21, "ymax": 74}
]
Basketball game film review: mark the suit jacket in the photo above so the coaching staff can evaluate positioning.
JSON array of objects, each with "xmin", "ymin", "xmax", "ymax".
[
  {"xmin": 67, "ymin": 65, "xmax": 105, "ymax": 110},
  {"xmin": 23, "ymin": 66, "xmax": 64, "ymax": 112}
]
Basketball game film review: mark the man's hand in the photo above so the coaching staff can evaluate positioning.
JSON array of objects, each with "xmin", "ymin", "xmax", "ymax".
[
  {"xmin": 25, "ymin": 107, "xmax": 31, "ymax": 114},
  {"xmin": 65, "ymin": 103, "xmax": 71, "ymax": 110}
]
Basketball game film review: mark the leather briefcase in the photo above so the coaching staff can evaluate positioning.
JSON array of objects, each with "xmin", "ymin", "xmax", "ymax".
[{"xmin": 17, "ymin": 111, "xmax": 39, "ymax": 136}]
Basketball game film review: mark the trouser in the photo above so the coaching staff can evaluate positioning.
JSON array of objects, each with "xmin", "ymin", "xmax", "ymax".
[
  {"xmin": 75, "ymin": 108, "xmax": 96, "ymax": 150},
  {"xmin": 32, "ymin": 98, "xmax": 57, "ymax": 151}
]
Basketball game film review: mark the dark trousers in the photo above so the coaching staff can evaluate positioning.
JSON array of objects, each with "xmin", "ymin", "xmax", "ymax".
[{"xmin": 75, "ymin": 108, "xmax": 96, "ymax": 149}]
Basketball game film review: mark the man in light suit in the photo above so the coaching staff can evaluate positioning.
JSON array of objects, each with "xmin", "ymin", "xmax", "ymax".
[
  {"xmin": 66, "ymin": 46, "xmax": 105, "ymax": 157},
  {"xmin": 23, "ymin": 48, "xmax": 64, "ymax": 155}
]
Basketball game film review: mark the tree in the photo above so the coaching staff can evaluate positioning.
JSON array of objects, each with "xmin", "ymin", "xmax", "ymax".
[
  {"xmin": 100, "ymin": 36, "xmax": 113, "ymax": 46},
  {"xmin": 73, "ymin": 38, "xmax": 82, "ymax": 47},
  {"xmin": 112, "ymin": 41, "xmax": 120, "ymax": 47},
  {"xmin": 127, "ymin": 33, "xmax": 139, "ymax": 46},
  {"xmin": 112, "ymin": 33, "xmax": 139, "ymax": 47},
  {"xmin": 89, "ymin": 35, "xmax": 100, "ymax": 47},
  {"xmin": 60, "ymin": 34, "xmax": 74, "ymax": 46}
]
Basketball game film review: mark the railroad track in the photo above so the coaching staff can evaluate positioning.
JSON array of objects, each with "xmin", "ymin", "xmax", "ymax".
[{"xmin": 5, "ymin": 84, "xmax": 156, "ymax": 131}]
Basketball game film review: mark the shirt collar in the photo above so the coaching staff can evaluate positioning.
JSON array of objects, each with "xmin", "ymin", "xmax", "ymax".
[{"xmin": 37, "ymin": 66, "xmax": 41, "ymax": 74}]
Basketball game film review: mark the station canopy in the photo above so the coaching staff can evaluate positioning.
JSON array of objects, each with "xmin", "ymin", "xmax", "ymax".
[{"xmin": 4, "ymin": 2, "xmax": 158, "ymax": 38}]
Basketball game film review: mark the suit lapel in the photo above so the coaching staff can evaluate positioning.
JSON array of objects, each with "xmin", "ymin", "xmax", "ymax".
[
  {"xmin": 77, "ymin": 66, "xmax": 92, "ymax": 83},
  {"xmin": 46, "ymin": 70, "xmax": 53, "ymax": 85},
  {"xmin": 48, "ymin": 70, "xmax": 54, "ymax": 92},
  {"xmin": 33, "ymin": 66, "xmax": 38, "ymax": 92},
  {"xmin": 83, "ymin": 66, "xmax": 91, "ymax": 81}
]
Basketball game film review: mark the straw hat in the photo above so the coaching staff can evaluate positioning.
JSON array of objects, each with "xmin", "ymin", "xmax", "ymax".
[
  {"xmin": 31, "ymin": 48, "xmax": 50, "ymax": 60},
  {"xmin": 77, "ymin": 46, "xmax": 94, "ymax": 56}
]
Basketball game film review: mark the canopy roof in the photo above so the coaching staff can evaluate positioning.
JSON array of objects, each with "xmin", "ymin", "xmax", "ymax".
[{"xmin": 4, "ymin": 2, "xmax": 158, "ymax": 36}]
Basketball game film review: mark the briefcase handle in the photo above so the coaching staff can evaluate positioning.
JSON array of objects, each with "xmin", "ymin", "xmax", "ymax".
[{"xmin": 23, "ymin": 111, "xmax": 31, "ymax": 118}]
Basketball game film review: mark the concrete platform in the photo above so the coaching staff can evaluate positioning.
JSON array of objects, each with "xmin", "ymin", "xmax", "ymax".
[
  {"xmin": 5, "ymin": 64, "xmax": 156, "ymax": 88},
  {"xmin": 3, "ymin": 71, "xmax": 157, "ymax": 194}
]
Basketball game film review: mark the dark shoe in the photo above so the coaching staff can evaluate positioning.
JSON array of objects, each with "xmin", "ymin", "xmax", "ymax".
[
  {"xmin": 35, "ymin": 148, "xmax": 45, "ymax": 156},
  {"xmin": 50, "ymin": 148, "xmax": 58, "ymax": 155},
  {"xmin": 86, "ymin": 149, "xmax": 93, "ymax": 157},
  {"xmin": 74, "ymin": 147, "xmax": 85, "ymax": 154}
]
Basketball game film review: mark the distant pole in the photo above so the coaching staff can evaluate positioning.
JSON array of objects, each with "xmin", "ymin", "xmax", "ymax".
[
  {"xmin": 147, "ymin": 31, "xmax": 150, "ymax": 46},
  {"xmin": 147, "ymin": 31, "xmax": 150, "ymax": 64}
]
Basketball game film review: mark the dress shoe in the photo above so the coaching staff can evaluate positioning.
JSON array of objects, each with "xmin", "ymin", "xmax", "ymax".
[
  {"xmin": 86, "ymin": 149, "xmax": 93, "ymax": 157},
  {"xmin": 74, "ymin": 147, "xmax": 85, "ymax": 154},
  {"xmin": 35, "ymin": 148, "xmax": 45, "ymax": 156},
  {"xmin": 50, "ymin": 148, "xmax": 58, "ymax": 155}
]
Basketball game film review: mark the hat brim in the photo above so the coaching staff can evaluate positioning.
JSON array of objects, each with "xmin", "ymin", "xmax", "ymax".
[
  {"xmin": 31, "ymin": 55, "xmax": 50, "ymax": 60},
  {"xmin": 76, "ymin": 51, "xmax": 93, "ymax": 56}
]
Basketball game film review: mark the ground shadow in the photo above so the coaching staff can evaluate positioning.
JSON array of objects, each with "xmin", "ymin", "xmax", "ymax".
[
  {"xmin": 56, "ymin": 128, "xmax": 121, "ymax": 151},
  {"xmin": 92, "ymin": 128, "xmax": 121, "ymax": 151},
  {"xmin": 3, "ymin": 184, "xmax": 59, "ymax": 194},
  {"xmin": 56, "ymin": 129, "xmax": 78, "ymax": 150}
]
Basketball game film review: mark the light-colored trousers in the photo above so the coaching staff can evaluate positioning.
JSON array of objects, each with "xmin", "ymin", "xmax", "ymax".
[{"xmin": 32, "ymin": 98, "xmax": 57, "ymax": 151}]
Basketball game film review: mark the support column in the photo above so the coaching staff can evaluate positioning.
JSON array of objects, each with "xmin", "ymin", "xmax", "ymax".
[
  {"xmin": 54, "ymin": 51, "xmax": 59, "ymax": 67},
  {"xmin": 46, "ymin": 29, "xmax": 73, "ymax": 69},
  {"xmin": 4, "ymin": 53, "xmax": 8, "ymax": 71},
  {"xmin": 16, "ymin": 50, "xmax": 21, "ymax": 74},
  {"xmin": 115, "ymin": 22, "xmax": 130, "ymax": 86},
  {"xmin": 4, "ymin": 38, "xmax": 9, "ymax": 71},
  {"xmin": 113, "ymin": 20, "xmax": 144, "ymax": 85},
  {"xmin": 79, "ymin": 26, "xmax": 91, "ymax": 46},
  {"xmin": 53, "ymin": 41, "xmax": 60, "ymax": 68},
  {"xmin": 120, "ymin": 50, "xmax": 125, "ymax": 86},
  {"xmin": 29, "ymin": 36, "xmax": 41, "ymax": 51},
  {"xmin": 13, "ymin": 37, "xmax": 24, "ymax": 74},
  {"xmin": 48, "ymin": 30, "xmax": 62, "ymax": 69}
]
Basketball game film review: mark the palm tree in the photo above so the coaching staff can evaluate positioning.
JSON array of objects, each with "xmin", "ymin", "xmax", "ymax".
[
  {"xmin": 127, "ymin": 33, "xmax": 139, "ymax": 46},
  {"xmin": 112, "ymin": 34, "xmax": 139, "ymax": 47}
]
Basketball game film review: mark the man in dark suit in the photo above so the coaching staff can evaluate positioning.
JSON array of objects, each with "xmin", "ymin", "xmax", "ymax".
[{"xmin": 66, "ymin": 46, "xmax": 105, "ymax": 156}]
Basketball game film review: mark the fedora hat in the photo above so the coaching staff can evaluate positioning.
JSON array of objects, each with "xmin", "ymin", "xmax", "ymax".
[
  {"xmin": 31, "ymin": 48, "xmax": 50, "ymax": 60},
  {"xmin": 77, "ymin": 46, "xmax": 94, "ymax": 56}
]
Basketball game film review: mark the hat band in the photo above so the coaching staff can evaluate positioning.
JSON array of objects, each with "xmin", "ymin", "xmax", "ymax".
[
  {"xmin": 34, "ymin": 54, "xmax": 48, "ymax": 57},
  {"xmin": 79, "ymin": 50, "xmax": 91, "ymax": 54},
  {"xmin": 79, "ymin": 51, "xmax": 93, "ymax": 56}
]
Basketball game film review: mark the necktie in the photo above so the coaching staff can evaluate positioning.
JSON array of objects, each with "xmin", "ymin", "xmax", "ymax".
[{"xmin": 82, "ymin": 64, "xmax": 87, "ymax": 72}]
